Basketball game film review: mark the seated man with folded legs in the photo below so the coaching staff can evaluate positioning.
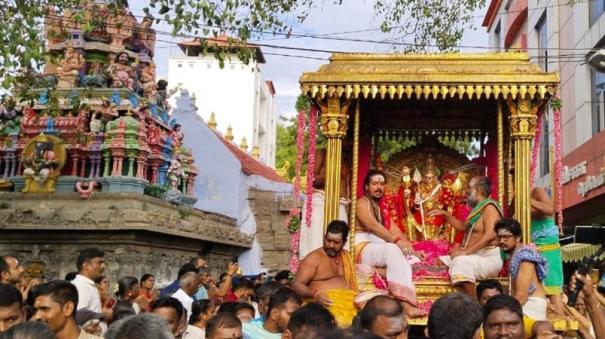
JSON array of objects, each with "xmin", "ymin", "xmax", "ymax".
[
  {"xmin": 356, "ymin": 169, "xmax": 424, "ymax": 317},
  {"xmin": 429, "ymin": 176, "xmax": 503, "ymax": 298},
  {"xmin": 292, "ymin": 220, "xmax": 358, "ymax": 326}
]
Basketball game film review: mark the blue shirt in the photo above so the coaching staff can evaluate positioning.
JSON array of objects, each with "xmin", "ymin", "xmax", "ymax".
[
  {"xmin": 159, "ymin": 280, "xmax": 180, "ymax": 298},
  {"xmin": 243, "ymin": 320, "xmax": 281, "ymax": 339},
  {"xmin": 195, "ymin": 286, "xmax": 208, "ymax": 300}
]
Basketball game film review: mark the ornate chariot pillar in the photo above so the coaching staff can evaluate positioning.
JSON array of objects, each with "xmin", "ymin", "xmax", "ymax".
[
  {"xmin": 319, "ymin": 96, "xmax": 350, "ymax": 230},
  {"xmin": 507, "ymin": 97, "xmax": 541, "ymax": 244}
]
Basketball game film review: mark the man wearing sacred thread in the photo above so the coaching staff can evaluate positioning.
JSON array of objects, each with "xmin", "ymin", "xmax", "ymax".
[{"xmin": 429, "ymin": 176, "xmax": 503, "ymax": 298}]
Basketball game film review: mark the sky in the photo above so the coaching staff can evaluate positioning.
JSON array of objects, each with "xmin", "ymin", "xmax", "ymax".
[{"xmin": 132, "ymin": 1, "xmax": 491, "ymax": 120}]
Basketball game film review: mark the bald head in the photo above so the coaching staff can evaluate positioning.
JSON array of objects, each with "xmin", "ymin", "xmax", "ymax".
[
  {"xmin": 359, "ymin": 296, "xmax": 404, "ymax": 330},
  {"xmin": 179, "ymin": 272, "xmax": 199, "ymax": 296}
]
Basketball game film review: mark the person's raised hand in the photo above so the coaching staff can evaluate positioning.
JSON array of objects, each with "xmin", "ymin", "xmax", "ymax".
[
  {"xmin": 571, "ymin": 272, "xmax": 595, "ymax": 298},
  {"xmin": 227, "ymin": 262, "xmax": 239, "ymax": 276}
]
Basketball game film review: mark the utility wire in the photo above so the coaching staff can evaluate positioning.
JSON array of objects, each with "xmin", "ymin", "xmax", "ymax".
[{"xmin": 35, "ymin": 0, "xmax": 600, "ymax": 53}]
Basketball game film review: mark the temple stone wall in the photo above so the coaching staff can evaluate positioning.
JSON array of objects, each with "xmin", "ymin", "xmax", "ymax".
[
  {"xmin": 0, "ymin": 192, "xmax": 252, "ymax": 285},
  {"xmin": 0, "ymin": 241, "xmax": 235, "ymax": 287},
  {"xmin": 247, "ymin": 188, "xmax": 298, "ymax": 272}
]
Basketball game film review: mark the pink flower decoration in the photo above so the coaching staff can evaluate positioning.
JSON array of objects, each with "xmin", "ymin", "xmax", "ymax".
[
  {"xmin": 304, "ymin": 105, "xmax": 318, "ymax": 228},
  {"xmin": 553, "ymin": 107, "xmax": 564, "ymax": 231},
  {"xmin": 289, "ymin": 230, "xmax": 301, "ymax": 272}
]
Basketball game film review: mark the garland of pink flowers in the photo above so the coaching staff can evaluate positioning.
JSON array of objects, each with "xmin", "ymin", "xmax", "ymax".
[
  {"xmin": 529, "ymin": 112, "xmax": 543, "ymax": 188},
  {"xmin": 289, "ymin": 97, "xmax": 311, "ymax": 272},
  {"xmin": 304, "ymin": 105, "xmax": 318, "ymax": 227},
  {"xmin": 551, "ymin": 94, "xmax": 564, "ymax": 231}
]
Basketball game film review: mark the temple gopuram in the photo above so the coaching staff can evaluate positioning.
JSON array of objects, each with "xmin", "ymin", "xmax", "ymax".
[{"xmin": 0, "ymin": 1, "xmax": 253, "ymax": 283}]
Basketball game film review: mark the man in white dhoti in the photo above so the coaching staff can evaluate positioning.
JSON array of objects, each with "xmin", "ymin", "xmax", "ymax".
[
  {"xmin": 355, "ymin": 169, "xmax": 425, "ymax": 317},
  {"xmin": 299, "ymin": 146, "xmax": 351, "ymax": 259},
  {"xmin": 429, "ymin": 176, "xmax": 503, "ymax": 298}
]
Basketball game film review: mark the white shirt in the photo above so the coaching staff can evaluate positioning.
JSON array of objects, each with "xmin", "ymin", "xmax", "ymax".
[
  {"xmin": 182, "ymin": 325, "xmax": 205, "ymax": 339},
  {"xmin": 171, "ymin": 288, "xmax": 193, "ymax": 321},
  {"xmin": 72, "ymin": 274, "xmax": 102, "ymax": 312}
]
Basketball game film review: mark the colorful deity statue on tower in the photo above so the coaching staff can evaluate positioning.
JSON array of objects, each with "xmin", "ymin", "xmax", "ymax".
[{"xmin": 22, "ymin": 134, "xmax": 66, "ymax": 193}]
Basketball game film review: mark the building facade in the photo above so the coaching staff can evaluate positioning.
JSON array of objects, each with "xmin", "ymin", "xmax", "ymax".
[
  {"xmin": 171, "ymin": 90, "xmax": 294, "ymax": 274},
  {"xmin": 484, "ymin": 0, "xmax": 605, "ymax": 224},
  {"xmin": 168, "ymin": 36, "xmax": 278, "ymax": 167}
]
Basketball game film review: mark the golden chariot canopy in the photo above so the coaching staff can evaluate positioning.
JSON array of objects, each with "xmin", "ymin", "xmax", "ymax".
[{"xmin": 300, "ymin": 52, "xmax": 559, "ymax": 101}]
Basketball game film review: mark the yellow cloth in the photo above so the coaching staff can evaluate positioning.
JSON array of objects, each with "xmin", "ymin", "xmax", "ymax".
[
  {"xmin": 325, "ymin": 289, "xmax": 357, "ymax": 327},
  {"xmin": 342, "ymin": 250, "xmax": 358, "ymax": 291}
]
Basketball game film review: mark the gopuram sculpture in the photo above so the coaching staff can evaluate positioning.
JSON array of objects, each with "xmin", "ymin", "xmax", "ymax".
[
  {"xmin": 0, "ymin": 0, "xmax": 197, "ymax": 205},
  {"xmin": 22, "ymin": 134, "xmax": 66, "ymax": 193}
]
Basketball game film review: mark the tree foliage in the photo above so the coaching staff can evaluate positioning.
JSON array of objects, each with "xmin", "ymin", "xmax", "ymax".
[
  {"xmin": 275, "ymin": 116, "xmax": 303, "ymax": 182},
  {"xmin": 1, "ymin": 0, "xmax": 485, "ymax": 98},
  {"xmin": 375, "ymin": 0, "xmax": 486, "ymax": 52}
]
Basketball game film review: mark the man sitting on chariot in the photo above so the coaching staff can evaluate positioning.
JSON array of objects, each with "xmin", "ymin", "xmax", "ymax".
[
  {"xmin": 428, "ymin": 176, "xmax": 504, "ymax": 298},
  {"xmin": 355, "ymin": 169, "xmax": 426, "ymax": 318}
]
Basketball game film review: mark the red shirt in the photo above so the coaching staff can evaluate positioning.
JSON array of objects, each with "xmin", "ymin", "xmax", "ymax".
[{"xmin": 224, "ymin": 290, "xmax": 238, "ymax": 302}]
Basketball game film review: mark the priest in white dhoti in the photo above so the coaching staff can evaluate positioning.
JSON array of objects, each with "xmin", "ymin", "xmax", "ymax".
[{"xmin": 355, "ymin": 169, "xmax": 425, "ymax": 317}]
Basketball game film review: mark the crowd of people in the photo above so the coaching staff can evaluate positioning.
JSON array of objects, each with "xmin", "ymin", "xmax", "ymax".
[
  {"xmin": 0, "ymin": 239, "xmax": 604, "ymax": 339},
  {"xmin": 0, "ymin": 171, "xmax": 603, "ymax": 338}
]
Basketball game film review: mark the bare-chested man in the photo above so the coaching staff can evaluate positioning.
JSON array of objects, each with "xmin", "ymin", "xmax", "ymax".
[
  {"xmin": 429, "ymin": 176, "xmax": 503, "ymax": 298},
  {"xmin": 292, "ymin": 220, "xmax": 358, "ymax": 327},
  {"xmin": 299, "ymin": 141, "xmax": 351, "ymax": 259},
  {"xmin": 355, "ymin": 169, "xmax": 425, "ymax": 317},
  {"xmin": 495, "ymin": 218, "xmax": 548, "ymax": 320}
]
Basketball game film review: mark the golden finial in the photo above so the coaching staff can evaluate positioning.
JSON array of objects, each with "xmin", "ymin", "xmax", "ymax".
[
  {"xmin": 208, "ymin": 112, "xmax": 217, "ymax": 129},
  {"xmin": 225, "ymin": 125, "xmax": 234, "ymax": 142},
  {"xmin": 251, "ymin": 146, "xmax": 260, "ymax": 159},
  {"xmin": 239, "ymin": 137, "xmax": 248, "ymax": 151}
]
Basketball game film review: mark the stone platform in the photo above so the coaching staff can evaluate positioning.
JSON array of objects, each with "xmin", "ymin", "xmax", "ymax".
[{"xmin": 0, "ymin": 192, "xmax": 253, "ymax": 285}]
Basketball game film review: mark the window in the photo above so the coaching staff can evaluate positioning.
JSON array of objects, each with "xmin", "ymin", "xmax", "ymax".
[
  {"xmin": 590, "ymin": 0, "xmax": 605, "ymax": 26},
  {"xmin": 535, "ymin": 12, "xmax": 547, "ymax": 71},
  {"xmin": 539, "ymin": 115, "xmax": 550, "ymax": 177},
  {"xmin": 591, "ymin": 68, "xmax": 605, "ymax": 134},
  {"xmin": 177, "ymin": 63, "xmax": 183, "ymax": 68},
  {"xmin": 189, "ymin": 63, "xmax": 194, "ymax": 68},
  {"xmin": 494, "ymin": 21, "xmax": 501, "ymax": 52}
]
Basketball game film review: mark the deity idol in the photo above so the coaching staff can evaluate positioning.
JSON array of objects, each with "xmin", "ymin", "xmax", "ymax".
[
  {"xmin": 23, "ymin": 135, "xmax": 59, "ymax": 189},
  {"xmin": 167, "ymin": 156, "xmax": 185, "ymax": 190},
  {"xmin": 108, "ymin": 52, "xmax": 136, "ymax": 90},
  {"xmin": 57, "ymin": 45, "xmax": 85, "ymax": 87},
  {"xmin": 411, "ymin": 158, "xmax": 446, "ymax": 238},
  {"xmin": 379, "ymin": 156, "xmax": 464, "ymax": 241}
]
